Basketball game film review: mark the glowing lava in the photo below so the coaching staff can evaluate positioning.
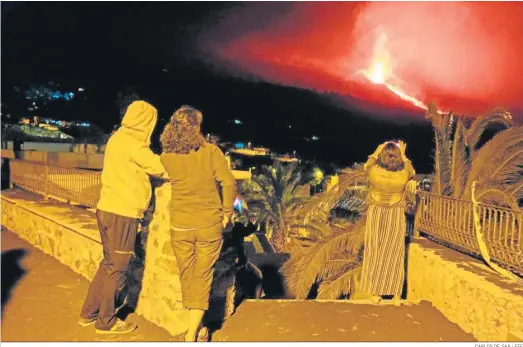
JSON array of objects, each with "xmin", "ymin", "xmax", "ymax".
[
  {"xmin": 201, "ymin": 2, "xmax": 523, "ymax": 118},
  {"xmin": 367, "ymin": 62, "xmax": 386, "ymax": 84},
  {"xmin": 360, "ymin": 33, "xmax": 443, "ymax": 114}
]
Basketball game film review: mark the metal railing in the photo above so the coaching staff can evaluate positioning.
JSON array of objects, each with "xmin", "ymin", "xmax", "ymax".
[
  {"xmin": 416, "ymin": 192, "xmax": 523, "ymax": 275},
  {"xmin": 6, "ymin": 158, "xmax": 250, "ymax": 209},
  {"xmin": 9, "ymin": 159, "xmax": 101, "ymax": 208}
]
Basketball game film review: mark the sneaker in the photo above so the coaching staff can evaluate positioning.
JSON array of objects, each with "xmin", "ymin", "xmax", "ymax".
[
  {"xmin": 78, "ymin": 300, "xmax": 125, "ymax": 327},
  {"xmin": 95, "ymin": 319, "xmax": 137, "ymax": 335},
  {"xmin": 78, "ymin": 317, "xmax": 96, "ymax": 327}
]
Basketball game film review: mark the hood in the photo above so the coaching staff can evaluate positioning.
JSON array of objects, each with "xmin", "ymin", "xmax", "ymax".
[{"xmin": 120, "ymin": 101, "xmax": 158, "ymax": 144}]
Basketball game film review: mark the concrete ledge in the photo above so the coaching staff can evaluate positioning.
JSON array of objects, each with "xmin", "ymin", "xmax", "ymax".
[
  {"xmin": 407, "ymin": 238, "xmax": 523, "ymax": 341},
  {"xmin": 1, "ymin": 190, "xmax": 101, "ymax": 244}
]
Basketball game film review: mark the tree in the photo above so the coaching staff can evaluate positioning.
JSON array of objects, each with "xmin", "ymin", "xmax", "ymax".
[
  {"xmin": 426, "ymin": 105, "xmax": 522, "ymax": 208},
  {"xmin": 239, "ymin": 162, "xmax": 308, "ymax": 252},
  {"xmin": 281, "ymin": 165, "xmax": 371, "ymax": 299},
  {"xmin": 282, "ymin": 220, "xmax": 365, "ymax": 300}
]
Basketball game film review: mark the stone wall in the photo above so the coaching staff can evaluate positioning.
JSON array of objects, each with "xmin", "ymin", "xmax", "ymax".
[
  {"xmin": 135, "ymin": 181, "xmax": 188, "ymax": 335},
  {"xmin": 1, "ymin": 189, "xmax": 188, "ymax": 336},
  {"xmin": 407, "ymin": 238, "xmax": 523, "ymax": 341},
  {"xmin": 1, "ymin": 192, "xmax": 103, "ymax": 279}
]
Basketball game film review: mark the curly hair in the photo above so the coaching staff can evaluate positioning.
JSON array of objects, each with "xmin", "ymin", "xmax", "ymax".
[
  {"xmin": 376, "ymin": 142, "xmax": 405, "ymax": 172},
  {"xmin": 160, "ymin": 105, "xmax": 206, "ymax": 154}
]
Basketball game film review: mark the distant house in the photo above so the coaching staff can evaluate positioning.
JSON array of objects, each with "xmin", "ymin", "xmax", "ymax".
[{"xmin": 231, "ymin": 147, "xmax": 270, "ymax": 156}]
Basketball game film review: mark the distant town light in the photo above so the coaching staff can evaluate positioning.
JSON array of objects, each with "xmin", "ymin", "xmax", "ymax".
[
  {"xmin": 312, "ymin": 135, "xmax": 320, "ymax": 141},
  {"xmin": 78, "ymin": 88, "xmax": 85, "ymax": 92},
  {"xmin": 234, "ymin": 119, "xmax": 242, "ymax": 125}
]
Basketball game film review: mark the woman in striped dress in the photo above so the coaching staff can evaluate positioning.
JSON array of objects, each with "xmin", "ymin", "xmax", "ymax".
[{"xmin": 359, "ymin": 140, "xmax": 415, "ymax": 305}]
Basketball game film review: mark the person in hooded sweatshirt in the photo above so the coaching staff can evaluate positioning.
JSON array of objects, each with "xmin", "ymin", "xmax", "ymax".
[
  {"xmin": 159, "ymin": 105, "xmax": 236, "ymax": 342},
  {"xmin": 78, "ymin": 100, "xmax": 168, "ymax": 334}
]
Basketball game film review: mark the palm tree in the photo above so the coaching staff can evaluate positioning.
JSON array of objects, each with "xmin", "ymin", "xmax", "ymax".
[
  {"xmin": 239, "ymin": 161, "xmax": 309, "ymax": 252},
  {"xmin": 426, "ymin": 104, "xmax": 522, "ymax": 208},
  {"xmin": 282, "ymin": 220, "xmax": 366, "ymax": 299},
  {"xmin": 281, "ymin": 165, "xmax": 372, "ymax": 299}
]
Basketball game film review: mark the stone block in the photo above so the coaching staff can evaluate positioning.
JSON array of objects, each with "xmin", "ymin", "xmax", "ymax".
[
  {"xmin": 42, "ymin": 236, "xmax": 56, "ymax": 255},
  {"xmin": 408, "ymin": 240, "xmax": 523, "ymax": 342}
]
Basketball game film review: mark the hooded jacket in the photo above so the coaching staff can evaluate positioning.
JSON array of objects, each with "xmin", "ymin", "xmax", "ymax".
[{"xmin": 97, "ymin": 101, "xmax": 167, "ymax": 218}]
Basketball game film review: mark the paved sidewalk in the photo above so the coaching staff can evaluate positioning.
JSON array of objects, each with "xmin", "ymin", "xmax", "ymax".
[
  {"xmin": 1, "ymin": 230, "xmax": 475, "ymax": 342},
  {"xmin": 212, "ymin": 300, "xmax": 476, "ymax": 342},
  {"xmin": 1, "ymin": 230, "xmax": 181, "ymax": 342}
]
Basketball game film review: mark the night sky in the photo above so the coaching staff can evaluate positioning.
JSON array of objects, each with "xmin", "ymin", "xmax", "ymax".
[{"xmin": 2, "ymin": 2, "xmax": 522, "ymax": 173}]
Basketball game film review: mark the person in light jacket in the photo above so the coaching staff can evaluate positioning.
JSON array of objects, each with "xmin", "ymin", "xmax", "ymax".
[{"xmin": 79, "ymin": 100, "xmax": 168, "ymax": 334}]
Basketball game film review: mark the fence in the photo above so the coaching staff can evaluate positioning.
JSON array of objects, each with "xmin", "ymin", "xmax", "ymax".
[
  {"xmin": 5, "ymin": 159, "xmax": 522, "ymax": 274},
  {"xmin": 416, "ymin": 192, "xmax": 523, "ymax": 276},
  {"xmin": 5, "ymin": 159, "xmax": 252, "ymax": 209},
  {"xmin": 8, "ymin": 159, "xmax": 101, "ymax": 208}
]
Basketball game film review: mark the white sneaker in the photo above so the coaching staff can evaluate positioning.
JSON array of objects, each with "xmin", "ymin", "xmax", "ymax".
[{"xmin": 95, "ymin": 319, "xmax": 137, "ymax": 335}]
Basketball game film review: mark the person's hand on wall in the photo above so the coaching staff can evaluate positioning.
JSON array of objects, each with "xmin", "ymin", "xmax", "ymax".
[{"xmin": 222, "ymin": 214, "xmax": 231, "ymax": 228}]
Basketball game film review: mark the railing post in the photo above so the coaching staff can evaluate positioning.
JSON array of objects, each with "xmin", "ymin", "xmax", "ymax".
[
  {"xmin": 412, "ymin": 195, "xmax": 422, "ymax": 238},
  {"xmin": 44, "ymin": 164, "xmax": 50, "ymax": 200},
  {"xmin": 8, "ymin": 159, "xmax": 15, "ymax": 188}
]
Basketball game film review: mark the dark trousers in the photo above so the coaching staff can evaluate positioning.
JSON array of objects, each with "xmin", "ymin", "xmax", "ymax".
[{"xmin": 80, "ymin": 210, "xmax": 139, "ymax": 330}]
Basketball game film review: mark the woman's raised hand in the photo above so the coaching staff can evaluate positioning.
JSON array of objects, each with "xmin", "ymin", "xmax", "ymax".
[
  {"xmin": 398, "ymin": 140, "xmax": 407, "ymax": 156},
  {"xmin": 371, "ymin": 142, "xmax": 388, "ymax": 158}
]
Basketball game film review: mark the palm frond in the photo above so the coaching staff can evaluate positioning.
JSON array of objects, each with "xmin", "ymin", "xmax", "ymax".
[
  {"xmin": 508, "ymin": 177, "xmax": 523, "ymax": 202},
  {"xmin": 289, "ymin": 220, "xmax": 334, "ymax": 240},
  {"xmin": 451, "ymin": 118, "xmax": 469, "ymax": 198},
  {"xmin": 464, "ymin": 126, "xmax": 523, "ymax": 199},
  {"xmin": 428, "ymin": 108, "xmax": 455, "ymax": 196},
  {"xmin": 315, "ymin": 258, "xmax": 359, "ymax": 283},
  {"xmin": 296, "ymin": 166, "xmax": 367, "ymax": 225},
  {"xmin": 466, "ymin": 108, "xmax": 514, "ymax": 157},
  {"xmin": 283, "ymin": 220, "xmax": 365, "ymax": 299},
  {"xmin": 317, "ymin": 266, "xmax": 362, "ymax": 300},
  {"xmin": 433, "ymin": 134, "xmax": 453, "ymax": 195},
  {"xmin": 475, "ymin": 187, "xmax": 520, "ymax": 210}
]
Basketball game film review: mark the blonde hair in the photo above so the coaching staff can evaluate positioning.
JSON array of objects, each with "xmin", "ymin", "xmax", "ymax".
[
  {"xmin": 160, "ymin": 105, "xmax": 205, "ymax": 154},
  {"xmin": 376, "ymin": 142, "xmax": 404, "ymax": 172}
]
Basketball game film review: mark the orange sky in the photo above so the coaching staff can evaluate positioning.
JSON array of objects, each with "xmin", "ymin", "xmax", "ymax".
[{"xmin": 200, "ymin": 2, "xmax": 523, "ymax": 118}]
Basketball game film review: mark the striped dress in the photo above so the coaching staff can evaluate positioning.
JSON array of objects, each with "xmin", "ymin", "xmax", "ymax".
[{"xmin": 359, "ymin": 163, "xmax": 415, "ymax": 297}]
